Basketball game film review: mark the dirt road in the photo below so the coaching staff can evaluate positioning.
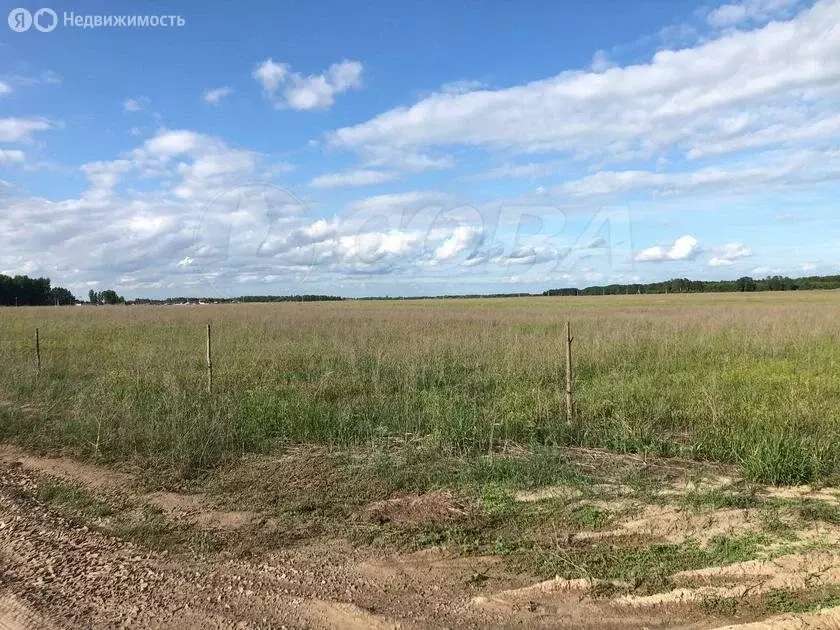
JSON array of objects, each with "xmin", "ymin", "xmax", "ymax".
[{"xmin": 3, "ymin": 447, "xmax": 840, "ymax": 628}]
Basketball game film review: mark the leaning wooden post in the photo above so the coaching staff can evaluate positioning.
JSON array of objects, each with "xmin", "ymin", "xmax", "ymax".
[
  {"xmin": 35, "ymin": 328, "xmax": 41, "ymax": 375},
  {"xmin": 205, "ymin": 323, "xmax": 213, "ymax": 394},
  {"xmin": 565, "ymin": 321, "xmax": 574, "ymax": 424}
]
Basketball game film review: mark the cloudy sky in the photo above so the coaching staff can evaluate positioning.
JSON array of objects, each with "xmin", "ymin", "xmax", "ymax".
[{"xmin": 2, "ymin": 0, "xmax": 839, "ymax": 298}]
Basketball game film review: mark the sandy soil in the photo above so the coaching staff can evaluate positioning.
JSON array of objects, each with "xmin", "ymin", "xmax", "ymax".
[{"xmin": 3, "ymin": 446, "xmax": 840, "ymax": 628}]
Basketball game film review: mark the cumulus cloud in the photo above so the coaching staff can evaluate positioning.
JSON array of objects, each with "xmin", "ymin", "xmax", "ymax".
[
  {"xmin": 6, "ymin": 2, "xmax": 834, "ymax": 296},
  {"xmin": 310, "ymin": 169, "xmax": 397, "ymax": 189},
  {"xmin": 252, "ymin": 59, "xmax": 289, "ymax": 97},
  {"xmin": 141, "ymin": 130, "xmax": 204, "ymax": 157},
  {"xmin": 590, "ymin": 49, "xmax": 612, "ymax": 72},
  {"xmin": 346, "ymin": 191, "xmax": 453, "ymax": 216},
  {"xmin": 9, "ymin": 70, "xmax": 62, "ymax": 88},
  {"xmin": 0, "ymin": 149, "xmax": 25, "ymax": 165},
  {"xmin": 708, "ymin": 242, "xmax": 752, "ymax": 266},
  {"xmin": 253, "ymin": 59, "xmax": 363, "ymax": 110},
  {"xmin": 432, "ymin": 226, "xmax": 484, "ymax": 263},
  {"xmin": 559, "ymin": 149, "xmax": 840, "ymax": 197},
  {"xmin": 203, "ymin": 86, "xmax": 233, "ymax": 106},
  {"xmin": 362, "ymin": 147, "xmax": 455, "ymax": 173},
  {"xmin": 635, "ymin": 235, "xmax": 700, "ymax": 262},
  {"xmin": 256, "ymin": 214, "xmax": 480, "ymax": 275},
  {"xmin": 122, "ymin": 98, "xmax": 147, "ymax": 113},
  {"xmin": 472, "ymin": 160, "xmax": 563, "ymax": 181},
  {"xmin": 0, "ymin": 117, "xmax": 53, "ymax": 143},
  {"xmin": 0, "ymin": 129, "xmax": 313, "ymax": 296},
  {"xmin": 328, "ymin": 1, "xmax": 840, "ymax": 167},
  {"xmin": 706, "ymin": 0, "xmax": 801, "ymax": 27},
  {"xmin": 0, "ymin": 82, "xmax": 11, "ymax": 97}
]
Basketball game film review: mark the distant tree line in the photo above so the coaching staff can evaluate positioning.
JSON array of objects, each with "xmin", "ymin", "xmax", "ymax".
[
  {"xmin": 0, "ymin": 274, "xmax": 77, "ymax": 306},
  {"xmin": 6, "ymin": 271, "xmax": 840, "ymax": 308},
  {"xmin": 356, "ymin": 293, "xmax": 533, "ymax": 301},
  {"xmin": 544, "ymin": 275, "xmax": 840, "ymax": 297},
  {"xmin": 88, "ymin": 289, "xmax": 126, "ymax": 305},
  {"xmin": 132, "ymin": 295, "xmax": 343, "ymax": 305}
]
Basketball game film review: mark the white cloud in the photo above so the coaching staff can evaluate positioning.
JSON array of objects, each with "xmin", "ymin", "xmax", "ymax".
[
  {"xmin": 706, "ymin": 0, "xmax": 801, "ymax": 27},
  {"xmin": 338, "ymin": 230, "xmax": 419, "ymax": 262},
  {"xmin": 362, "ymin": 147, "xmax": 455, "ymax": 173},
  {"xmin": 472, "ymin": 160, "xmax": 562, "ymax": 181},
  {"xmin": 0, "ymin": 82, "xmax": 11, "ymax": 97},
  {"xmin": 254, "ymin": 59, "xmax": 363, "ymax": 110},
  {"xmin": 347, "ymin": 191, "xmax": 452, "ymax": 215},
  {"xmin": 559, "ymin": 148, "xmax": 840, "ymax": 197},
  {"xmin": 432, "ymin": 226, "xmax": 483, "ymax": 263},
  {"xmin": 439, "ymin": 80, "xmax": 485, "ymax": 95},
  {"xmin": 0, "ymin": 117, "xmax": 53, "ymax": 143},
  {"xmin": 329, "ymin": 1, "xmax": 840, "ymax": 165},
  {"xmin": 310, "ymin": 169, "xmax": 397, "ymax": 189},
  {"xmin": 9, "ymin": 70, "xmax": 61, "ymax": 87},
  {"xmin": 0, "ymin": 127, "xmax": 313, "ymax": 297},
  {"xmin": 0, "ymin": 149, "xmax": 25, "ymax": 165},
  {"xmin": 590, "ymin": 50, "xmax": 612, "ymax": 72},
  {"xmin": 80, "ymin": 160, "xmax": 132, "ymax": 200},
  {"xmin": 38, "ymin": 70, "xmax": 61, "ymax": 85},
  {"xmin": 142, "ymin": 130, "xmax": 203, "ymax": 157},
  {"xmin": 123, "ymin": 98, "xmax": 146, "ymax": 113},
  {"xmin": 709, "ymin": 242, "xmax": 752, "ymax": 266},
  {"xmin": 252, "ymin": 59, "xmax": 289, "ymax": 97},
  {"xmin": 635, "ymin": 235, "xmax": 700, "ymax": 262},
  {"xmin": 203, "ymin": 86, "xmax": 233, "ymax": 106},
  {"xmin": 708, "ymin": 257, "xmax": 735, "ymax": 266}
]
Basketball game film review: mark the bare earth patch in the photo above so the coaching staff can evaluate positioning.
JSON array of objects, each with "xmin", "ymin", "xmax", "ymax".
[
  {"xmin": 573, "ymin": 505, "xmax": 758, "ymax": 545},
  {"xmin": 4, "ymin": 445, "xmax": 840, "ymax": 628},
  {"xmin": 362, "ymin": 491, "xmax": 468, "ymax": 525},
  {"xmin": 0, "ymin": 445, "xmax": 260, "ymax": 532}
]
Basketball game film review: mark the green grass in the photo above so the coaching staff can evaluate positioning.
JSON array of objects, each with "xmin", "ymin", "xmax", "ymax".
[
  {"xmin": 702, "ymin": 586, "xmax": 840, "ymax": 617},
  {"xmin": 525, "ymin": 533, "xmax": 770, "ymax": 586},
  {"xmin": 35, "ymin": 481, "xmax": 114, "ymax": 518},
  {"xmin": 2, "ymin": 292, "xmax": 840, "ymax": 483},
  {"xmin": 680, "ymin": 489, "xmax": 764, "ymax": 510}
]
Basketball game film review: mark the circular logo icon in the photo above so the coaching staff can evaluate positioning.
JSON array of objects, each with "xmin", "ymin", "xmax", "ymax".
[
  {"xmin": 33, "ymin": 8, "xmax": 57, "ymax": 32},
  {"xmin": 8, "ymin": 8, "xmax": 32, "ymax": 32}
]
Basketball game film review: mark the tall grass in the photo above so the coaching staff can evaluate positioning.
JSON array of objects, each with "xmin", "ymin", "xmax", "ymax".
[{"xmin": 1, "ymin": 292, "xmax": 839, "ymax": 483}]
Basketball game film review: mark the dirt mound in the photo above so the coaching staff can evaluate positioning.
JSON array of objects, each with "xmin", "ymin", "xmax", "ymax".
[{"xmin": 362, "ymin": 491, "xmax": 468, "ymax": 525}]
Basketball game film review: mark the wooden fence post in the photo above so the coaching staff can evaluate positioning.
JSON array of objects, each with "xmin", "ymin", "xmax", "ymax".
[
  {"xmin": 35, "ymin": 328, "xmax": 41, "ymax": 375},
  {"xmin": 565, "ymin": 321, "xmax": 574, "ymax": 424},
  {"xmin": 205, "ymin": 323, "xmax": 213, "ymax": 394}
]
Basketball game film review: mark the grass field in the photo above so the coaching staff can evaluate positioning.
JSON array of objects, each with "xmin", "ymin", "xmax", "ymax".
[{"xmin": 1, "ymin": 291, "xmax": 839, "ymax": 484}]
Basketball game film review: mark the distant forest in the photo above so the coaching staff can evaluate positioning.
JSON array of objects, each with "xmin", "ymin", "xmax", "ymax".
[
  {"xmin": 2, "ymin": 273, "xmax": 840, "ymax": 307},
  {"xmin": 132, "ymin": 295, "xmax": 344, "ymax": 305},
  {"xmin": 0, "ymin": 275, "xmax": 76, "ymax": 306},
  {"xmin": 544, "ymin": 275, "xmax": 840, "ymax": 296}
]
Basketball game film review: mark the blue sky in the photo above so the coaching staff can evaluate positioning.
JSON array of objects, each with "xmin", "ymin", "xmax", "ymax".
[{"xmin": 1, "ymin": 0, "xmax": 839, "ymax": 298}]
